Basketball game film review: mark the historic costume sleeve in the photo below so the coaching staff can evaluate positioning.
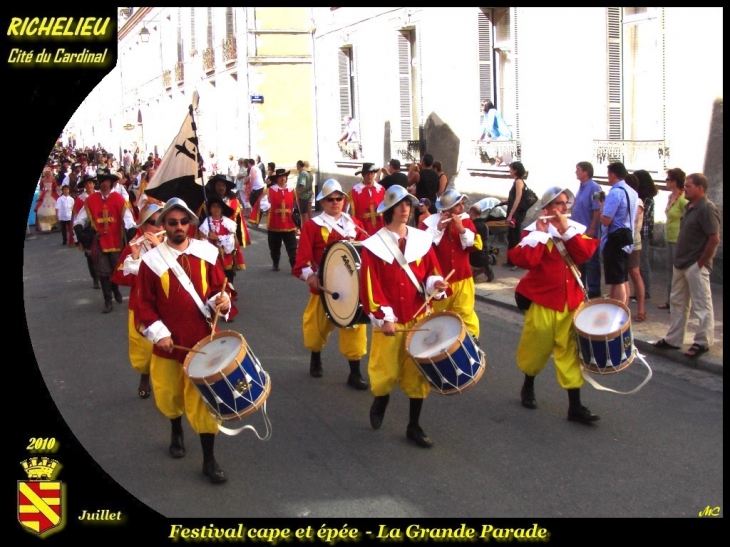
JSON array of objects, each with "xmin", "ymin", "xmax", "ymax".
[
  {"xmin": 423, "ymin": 246, "xmax": 448, "ymax": 300},
  {"xmin": 292, "ymin": 221, "xmax": 319, "ymax": 282},
  {"xmin": 73, "ymin": 205, "xmax": 89, "ymax": 228},
  {"xmin": 111, "ymin": 244, "xmax": 138, "ymax": 285},
  {"xmin": 136, "ymin": 261, "xmax": 173, "ymax": 344},
  {"xmin": 507, "ymin": 229, "xmax": 550, "ymax": 270},
  {"xmin": 563, "ymin": 228, "xmax": 600, "ymax": 265},
  {"xmin": 461, "ymin": 218, "xmax": 480, "ymax": 250},
  {"xmin": 359, "ymin": 248, "xmax": 396, "ymax": 327}
]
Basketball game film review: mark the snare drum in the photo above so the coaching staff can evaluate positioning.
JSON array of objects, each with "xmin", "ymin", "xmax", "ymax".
[
  {"xmin": 183, "ymin": 330, "xmax": 271, "ymax": 421},
  {"xmin": 406, "ymin": 311, "xmax": 486, "ymax": 395},
  {"xmin": 573, "ymin": 298, "xmax": 634, "ymax": 374},
  {"xmin": 319, "ymin": 240, "xmax": 368, "ymax": 328}
]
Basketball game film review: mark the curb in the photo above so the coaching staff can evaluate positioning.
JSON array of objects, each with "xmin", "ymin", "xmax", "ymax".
[{"xmin": 474, "ymin": 293, "xmax": 723, "ymax": 378}]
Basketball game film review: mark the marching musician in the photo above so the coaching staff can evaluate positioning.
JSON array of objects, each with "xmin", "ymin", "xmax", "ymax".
[
  {"xmin": 292, "ymin": 179, "xmax": 369, "ymax": 388},
  {"xmin": 73, "ymin": 172, "xmax": 137, "ymax": 314},
  {"xmin": 111, "ymin": 202, "xmax": 165, "ymax": 400},
  {"xmin": 264, "ymin": 168, "xmax": 298, "ymax": 271},
  {"xmin": 347, "ymin": 162, "xmax": 386, "ymax": 236},
  {"xmin": 507, "ymin": 186, "xmax": 601, "ymax": 424},
  {"xmin": 422, "ymin": 189, "xmax": 483, "ymax": 339},
  {"xmin": 359, "ymin": 185, "xmax": 450, "ymax": 448},
  {"xmin": 135, "ymin": 198, "xmax": 233, "ymax": 484}
]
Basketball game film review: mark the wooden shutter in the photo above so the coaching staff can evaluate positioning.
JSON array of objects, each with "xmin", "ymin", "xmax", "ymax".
[
  {"xmin": 207, "ymin": 7, "xmax": 214, "ymax": 48},
  {"xmin": 177, "ymin": 8, "xmax": 183, "ymax": 62},
  {"xmin": 477, "ymin": 9, "xmax": 493, "ymax": 105},
  {"xmin": 338, "ymin": 48, "xmax": 352, "ymax": 131},
  {"xmin": 190, "ymin": 8, "xmax": 196, "ymax": 51},
  {"xmin": 398, "ymin": 31, "xmax": 413, "ymax": 140},
  {"xmin": 226, "ymin": 7, "xmax": 234, "ymax": 37},
  {"xmin": 607, "ymin": 7, "xmax": 622, "ymax": 140}
]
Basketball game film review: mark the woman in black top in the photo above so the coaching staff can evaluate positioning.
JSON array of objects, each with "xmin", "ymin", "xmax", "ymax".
[{"xmin": 502, "ymin": 161, "xmax": 528, "ymax": 269}]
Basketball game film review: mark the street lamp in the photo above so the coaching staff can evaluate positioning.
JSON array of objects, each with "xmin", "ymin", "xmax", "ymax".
[{"xmin": 139, "ymin": 26, "xmax": 151, "ymax": 43}]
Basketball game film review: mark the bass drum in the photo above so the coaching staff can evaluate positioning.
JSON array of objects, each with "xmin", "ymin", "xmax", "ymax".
[{"xmin": 319, "ymin": 240, "xmax": 369, "ymax": 329}]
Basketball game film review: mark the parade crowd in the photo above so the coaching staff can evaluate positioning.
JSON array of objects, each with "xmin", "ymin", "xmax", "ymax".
[{"xmin": 31, "ymin": 142, "xmax": 720, "ymax": 484}]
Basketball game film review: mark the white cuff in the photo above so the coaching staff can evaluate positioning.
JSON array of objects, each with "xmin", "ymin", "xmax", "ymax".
[
  {"xmin": 459, "ymin": 228, "xmax": 475, "ymax": 248},
  {"xmin": 207, "ymin": 292, "xmax": 231, "ymax": 321},
  {"xmin": 301, "ymin": 267, "xmax": 315, "ymax": 282},
  {"xmin": 521, "ymin": 230, "xmax": 550, "ymax": 248},
  {"xmin": 560, "ymin": 225, "xmax": 578, "ymax": 241},
  {"xmin": 122, "ymin": 255, "xmax": 141, "ymax": 276},
  {"xmin": 425, "ymin": 276, "xmax": 446, "ymax": 300},
  {"xmin": 143, "ymin": 320, "xmax": 171, "ymax": 344},
  {"xmin": 429, "ymin": 227, "xmax": 445, "ymax": 246}
]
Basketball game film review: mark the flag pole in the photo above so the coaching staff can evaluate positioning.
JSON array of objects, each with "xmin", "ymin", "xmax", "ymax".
[{"xmin": 189, "ymin": 91, "xmax": 206, "ymax": 204}]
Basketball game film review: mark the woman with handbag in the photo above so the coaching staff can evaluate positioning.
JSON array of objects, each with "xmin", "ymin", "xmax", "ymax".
[{"xmin": 501, "ymin": 161, "xmax": 531, "ymax": 270}]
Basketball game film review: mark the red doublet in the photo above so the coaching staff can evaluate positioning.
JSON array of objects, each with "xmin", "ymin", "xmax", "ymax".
[
  {"xmin": 225, "ymin": 196, "xmax": 251, "ymax": 247},
  {"xmin": 136, "ymin": 243, "xmax": 229, "ymax": 363},
  {"xmin": 348, "ymin": 183, "xmax": 385, "ymax": 236},
  {"xmin": 84, "ymin": 192, "xmax": 129, "ymax": 252},
  {"xmin": 110, "ymin": 240, "xmax": 140, "ymax": 311},
  {"xmin": 360, "ymin": 237, "xmax": 444, "ymax": 323},
  {"xmin": 267, "ymin": 186, "xmax": 297, "ymax": 232},
  {"xmin": 292, "ymin": 216, "xmax": 367, "ymax": 295},
  {"xmin": 432, "ymin": 217, "xmax": 480, "ymax": 283},
  {"xmin": 508, "ymin": 229, "xmax": 599, "ymax": 312}
]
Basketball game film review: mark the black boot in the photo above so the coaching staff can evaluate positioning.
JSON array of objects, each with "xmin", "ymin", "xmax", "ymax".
[
  {"xmin": 369, "ymin": 394, "xmax": 390, "ymax": 430},
  {"xmin": 521, "ymin": 374, "xmax": 537, "ymax": 409},
  {"xmin": 200, "ymin": 433, "xmax": 227, "ymax": 484},
  {"xmin": 169, "ymin": 417, "xmax": 186, "ymax": 458},
  {"xmin": 406, "ymin": 398, "xmax": 433, "ymax": 448},
  {"xmin": 347, "ymin": 360, "xmax": 368, "ymax": 390},
  {"xmin": 272, "ymin": 261, "xmax": 280, "ymax": 272},
  {"xmin": 92, "ymin": 277, "xmax": 101, "ymax": 289},
  {"xmin": 112, "ymin": 282, "xmax": 123, "ymax": 304},
  {"xmin": 567, "ymin": 388, "xmax": 600, "ymax": 424},
  {"xmin": 309, "ymin": 352, "xmax": 323, "ymax": 378},
  {"xmin": 99, "ymin": 277, "xmax": 113, "ymax": 313}
]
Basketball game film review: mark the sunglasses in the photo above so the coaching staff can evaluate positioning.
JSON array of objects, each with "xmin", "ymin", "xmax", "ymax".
[
  {"xmin": 326, "ymin": 196, "xmax": 344, "ymax": 202},
  {"xmin": 166, "ymin": 218, "xmax": 191, "ymax": 226}
]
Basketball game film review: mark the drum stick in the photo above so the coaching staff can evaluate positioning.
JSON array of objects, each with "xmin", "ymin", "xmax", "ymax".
[
  {"xmin": 130, "ymin": 230, "xmax": 165, "ymax": 246},
  {"xmin": 171, "ymin": 345, "xmax": 207, "ymax": 355},
  {"xmin": 209, "ymin": 278, "xmax": 228, "ymax": 341},
  {"xmin": 318, "ymin": 284, "xmax": 340, "ymax": 300},
  {"xmin": 411, "ymin": 269, "xmax": 455, "ymax": 320}
]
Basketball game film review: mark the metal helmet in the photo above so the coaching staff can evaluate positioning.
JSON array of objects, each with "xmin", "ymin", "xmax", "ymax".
[
  {"xmin": 376, "ymin": 184, "xmax": 418, "ymax": 214},
  {"xmin": 535, "ymin": 186, "xmax": 575, "ymax": 211},
  {"xmin": 316, "ymin": 179, "xmax": 345, "ymax": 201},
  {"xmin": 135, "ymin": 202, "xmax": 163, "ymax": 228},
  {"xmin": 154, "ymin": 197, "xmax": 200, "ymax": 227},
  {"xmin": 435, "ymin": 189, "xmax": 468, "ymax": 212}
]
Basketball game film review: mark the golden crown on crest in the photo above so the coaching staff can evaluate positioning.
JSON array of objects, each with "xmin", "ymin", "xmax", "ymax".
[{"xmin": 21, "ymin": 457, "xmax": 59, "ymax": 480}]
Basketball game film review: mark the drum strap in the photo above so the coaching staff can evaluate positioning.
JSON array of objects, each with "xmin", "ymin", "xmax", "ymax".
[
  {"xmin": 318, "ymin": 212, "xmax": 350, "ymax": 238},
  {"xmin": 581, "ymin": 350, "xmax": 653, "ymax": 395},
  {"xmin": 376, "ymin": 229, "xmax": 425, "ymax": 295},
  {"xmin": 157, "ymin": 242, "xmax": 212, "ymax": 322}
]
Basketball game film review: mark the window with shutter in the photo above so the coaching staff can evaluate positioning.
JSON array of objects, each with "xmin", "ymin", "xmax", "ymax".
[
  {"xmin": 398, "ymin": 31, "xmax": 413, "ymax": 141},
  {"xmin": 477, "ymin": 10, "xmax": 493, "ymax": 107},
  {"xmin": 207, "ymin": 7, "xmax": 214, "ymax": 49},
  {"xmin": 607, "ymin": 7, "xmax": 622, "ymax": 140},
  {"xmin": 190, "ymin": 8, "xmax": 196, "ymax": 52},
  {"xmin": 338, "ymin": 47, "xmax": 353, "ymax": 125},
  {"xmin": 226, "ymin": 7, "xmax": 234, "ymax": 37},
  {"xmin": 177, "ymin": 8, "xmax": 183, "ymax": 63}
]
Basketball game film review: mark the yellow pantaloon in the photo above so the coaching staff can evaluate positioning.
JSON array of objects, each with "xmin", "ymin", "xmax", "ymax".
[
  {"xmin": 128, "ymin": 309, "xmax": 152, "ymax": 375},
  {"xmin": 368, "ymin": 316, "xmax": 430, "ymax": 398},
  {"xmin": 516, "ymin": 302, "xmax": 584, "ymax": 390},
  {"xmin": 302, "ymin": 294, "xmax": 367, "ymax": 361},
  {"xmin": 150, "ymin": 354, "xmax": 220, "ymax": 434}
]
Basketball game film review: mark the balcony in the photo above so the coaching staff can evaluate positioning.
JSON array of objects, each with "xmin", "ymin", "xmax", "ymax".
[
  {"xmin": 338, "ymin": 141, "xmax": 361, "ymax": 160},
  {"xmin": 222, "ymin": 35, "xmax": 237, "ymax": 65},
  {"xmin": 174, "ymin": 62, "xmax": 184, "ymax": 85},
  {"xmin": 593, "ymin": 140, "xmax": 670, "ymax": 173},
  {"xmin": 163, "ymin": 69, "xmax": 171, "ymax": 90},
  {"xmin": 472, "ymin": 139, "xmax": 521, "ymax": 166},
  {"xmin": 393, "ymin": 139, "xmax": 425, "ymax": 164},
  {"xmin": 203, "ymin": 46, "xmax": 215, "ymax": 74}
]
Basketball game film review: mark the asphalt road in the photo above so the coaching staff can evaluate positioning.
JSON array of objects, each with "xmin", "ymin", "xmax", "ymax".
[{"xmin": 21, "ymin": 228, "xmax": 723, "ymax": 520}]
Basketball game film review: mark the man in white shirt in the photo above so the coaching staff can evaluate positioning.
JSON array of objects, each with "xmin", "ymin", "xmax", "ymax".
[
  {"xmin": 247, "ymin": 158, "xmax": 266, "ymax": 210},
  {"xmin": 123, "ymin": 149, "xmax": 133, "ymax": 175},
  {"xmin": 55, "ymin": 185, "xmax": 75, "ymax": 246}
]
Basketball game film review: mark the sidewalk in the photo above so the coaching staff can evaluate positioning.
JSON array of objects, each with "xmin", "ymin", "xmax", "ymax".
[
  {"xmin": 248, "ymin": 214, "xmax": 722, "ymax": 377},
  {"xmin": 475, "ymin": 237, "xmax": 723, "ymax": 377}
]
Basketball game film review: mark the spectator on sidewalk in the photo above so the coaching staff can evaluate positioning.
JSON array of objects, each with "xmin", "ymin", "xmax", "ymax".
[
  {"xmin": 659, "ymin": 168, "xmax": 688, "ymax": 311},
  {"xmin": 634, "ymin": 169, "xmax": 658, "ymax": 302},
  {"xmin": 653, "ymin": 173, "xmax": 720, "ymax": 358},
  {"xmin": 624, "ymin": 174, "xmax": 646, "ymax": 322},
  {"xmin": 572, "ymin": 161, "xmax": 603, "ymax": 298}
]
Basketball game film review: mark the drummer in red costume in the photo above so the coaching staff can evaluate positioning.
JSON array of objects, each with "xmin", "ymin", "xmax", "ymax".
[
  {"xmin": 135, "ymin": 198, "xmax": 233, "ymax": 483},
  {"xmin": 73, "ymin": 172, "xmax": 137, "ymax": 314},
  {"xmin": 292, "ymin": 179, "xmax": 369, "ymax": 388},
  {"xmin": 111, "ymin": 202, "xmax": 165, "ymax": 400},
  {"xmin": 508, "ymin": 186, "xmax": 601, "ymax": 424},
  {"xmin": 264, "ymin": 168, "xmax": 298, "ymax": 271},
  {"xmin": 422, "ymin": 189, "xmax": 483, "ymax": 339},
  {"xmin": 359, "ymin": 185, "xmax": 450, "ymax": 448},
  {"xmin": 348, "ymin": 162, "xmax": 386, "ymax": 236}
]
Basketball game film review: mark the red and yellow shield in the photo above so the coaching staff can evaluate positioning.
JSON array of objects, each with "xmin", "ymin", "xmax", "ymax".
[{"xmin": 18, "ymin": 480, "xmax": 64, "ymax": 536}]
